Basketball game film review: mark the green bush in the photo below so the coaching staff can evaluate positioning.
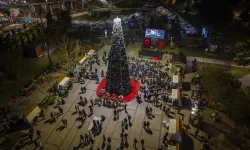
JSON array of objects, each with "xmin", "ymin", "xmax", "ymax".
[{"xmin": 39, "ymin": 95, "xmax": 56, "ymax": 109}]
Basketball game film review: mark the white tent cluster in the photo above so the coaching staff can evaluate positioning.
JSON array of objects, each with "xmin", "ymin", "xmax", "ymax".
[
  {"xmin": 72, "ymin": 12, "xmax": 142, "ymax": 29},
  {"xmin": 156, "ymin": 6, "xmax": 198, "ymax": 35}
]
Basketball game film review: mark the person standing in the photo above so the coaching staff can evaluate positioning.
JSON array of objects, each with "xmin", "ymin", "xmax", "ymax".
[
  {"xmin": 127, "ymin": 114, "xmax": 131, "ymax": 124},
  {"xmin": 133, "ymin": 137, "xmax": 138, "ymax": 149},
  {"xmin": 113, "ymin": 109, "xmax": 117, "ymax": 120},
  {"xmin": 102, "ymin": 135, "xmax": 106, "ymax": 145}
]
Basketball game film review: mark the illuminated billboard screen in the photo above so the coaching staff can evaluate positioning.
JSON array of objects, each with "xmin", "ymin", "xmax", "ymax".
[{"xmin": 145, "ymin": 28, "xmax": 165, "ymax": 39}]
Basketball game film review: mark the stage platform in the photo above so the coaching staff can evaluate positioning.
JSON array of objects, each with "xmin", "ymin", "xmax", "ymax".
[{"xmin": 138, "ymin": 50, "xmax": 163, "ymax": 60}]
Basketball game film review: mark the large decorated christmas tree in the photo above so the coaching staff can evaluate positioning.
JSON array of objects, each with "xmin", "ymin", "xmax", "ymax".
[{"xmin": 106, "ymin": 17, "xmax": 132, "ymax": 95}]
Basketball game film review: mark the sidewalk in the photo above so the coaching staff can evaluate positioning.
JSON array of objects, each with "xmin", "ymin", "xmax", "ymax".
[
  {"xmin": 187, "ymin": 56, "xmax": 250, "ymax": 69},
  {"xmin": 71, "ymin": 11, "xmax": 88, "ymax": 18}
]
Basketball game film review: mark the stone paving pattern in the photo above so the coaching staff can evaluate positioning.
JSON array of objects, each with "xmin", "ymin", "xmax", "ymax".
[{"xmin": 19, "ymin": 43, "xmax": 203, "ymax": 150}]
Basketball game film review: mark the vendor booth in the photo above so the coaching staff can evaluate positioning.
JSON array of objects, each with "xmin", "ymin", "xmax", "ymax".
[
  {"xmin": 87, "ymin": 49, "xmax": 95, "ymax": 57},
  {"xmin": 171, "ymin": 87, "xmax": 181, "ymax": 99},
  {"xmin": 24, "ymin": 42, "xmax": 44, "ymax": 58},
  {"xmin": 77, "ymin": 55, "xmax": 87, "ymax": 69},
  {"xmin": 169, "ymin": 53, "xmax": 186, "ymax": 74},
  {"xmin": 23, "ymin": 104, "xmax": 41, "ymax": 124},
  {"xmin": 171, "ymin": 87, "xmax": 182, "ymax": 107},
  {"xmin": 57, "ymin": 74, "xmax": 70, "ymax": 90},
  {"xmin": 172, "ymin": 73, "xmax": 181, "ymax": 88},
  {"xmin": 168, "ymin": 116, "xmax": 182, "ymax": 150}
]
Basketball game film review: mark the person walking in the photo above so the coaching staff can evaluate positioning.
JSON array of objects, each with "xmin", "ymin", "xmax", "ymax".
[
  {"xmin": 133, "ymin": 137, "xmax": 138, "ymax": 149},
  {"xmin": 195, "ymin": 128, "xmax": 199, "ymax": 137},
  {"xmin": 89, "ymin": 106, "xmax": 93, "ymax": 115},
  {"xmin": 207, "ymin": 133, "xmax": 212, "ymax": 141},
  {"xmin": 124, "ymin": 104, "xmax": 127, "ymax": 113},
  {"xmin": 146, "ymin": 121, "xmax": 150, "ymax": 130},
  {"xmin": 40, "ymin": 109, "xmax": 45, "ymax": 120},
  {"xmin": 36, "ymin": 130, "xmax": 41, "ymax": 139},
  {"xmin": 80, "ymin": 134, "xmax": 85, "ymax": 145},
  {"xmin": 90, "ymin": 99, "xmax": 94, "ymax": 107},
  {"xmin": 141, "ymin": 139, "xmax": 144, "ymax": 148},
  {"xmin": 185, "ymin": 124, "xmax": 190, "ymax": 132},
  {"xmin": 34, "ymin": 138, "xmax": 41, "ymax": 149},
  {"xmin": 75, "ymin": 105, "xmax": 79, "ymax": 113},
  {"xmin": 58, "ymin": 106, "xmax": 63, "ymax": 115},
  {"xmin": 28, "ymin": 132, "xmax": 33, "ymax": 141},
  {"xmin": 113, "ymin": 109, "xmax": 117, "ymax": 120},
  {"xmin": 102, "ymin": 135, "xmax": 106, "ymax": 145},
  {"xmin": 107, "ymin": 137, "xmax": 111, "ymax": 145}
]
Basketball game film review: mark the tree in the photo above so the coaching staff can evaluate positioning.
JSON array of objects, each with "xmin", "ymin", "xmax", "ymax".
[
  {"xmin": 240, "ymin": 7, "xmax": 250, "ymax": 27},
  {"xmin": 106, "ymin": 17, "xmax": 131, "ymax": 95},
  {"xmin": 57, "ymin": 38, "xmax": 81, "ymax": 71},
  {"xmin": 54, "ymin": 8, "xmax": 72, "ymax": 35},
  {"xmin": 194, "ymin": 0, "xmax": 238, "ymax": 29},
  {"xmin": 44, "ymin": 11, "xmax": 56, "ymax": 65},
  {"xmin": 232, "ymin": 40, "xmax": 250, "ymax": 66},
  {"xmin": 0, "ymin": 51, "xmax": 23, "ymax": 84}
]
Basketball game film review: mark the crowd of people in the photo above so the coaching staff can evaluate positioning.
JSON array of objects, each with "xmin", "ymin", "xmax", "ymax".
[{"xmin": 14, "ymin": 50, "xmax": 219, "ymax": 150}]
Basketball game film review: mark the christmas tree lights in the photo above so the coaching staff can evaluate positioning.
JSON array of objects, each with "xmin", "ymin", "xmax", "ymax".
[{"xmin": 106, "ymin": 17, "xmax": 132, "ymax": 95}]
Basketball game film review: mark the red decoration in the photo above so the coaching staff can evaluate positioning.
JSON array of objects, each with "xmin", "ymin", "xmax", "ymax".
[
  {"xmin": 158, "ymin": 39, "xmax": 165, "ymax": 49},
  {"xmin": 144, "ymin": 38, "xmax": 151, "ymax": 48},
  {"xmin": 96, "ymin": 78, "xmax": 140, "ymax": 103}
]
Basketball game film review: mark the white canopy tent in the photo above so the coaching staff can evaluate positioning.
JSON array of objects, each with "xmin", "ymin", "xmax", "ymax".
[
  {"xmin": 173, "ymin": 74, "xmax": 181, "ymax": 84},
  {"xmin": 23, "ymin": 104, "xmax": 41, "ymax": 123},
  {"xmin": 57, "ymin": 74, "xmax": 70, "ymax": 90},
  {"xmin": 87, "ymin": 49, "xmax": 95, "ymax": 58}
]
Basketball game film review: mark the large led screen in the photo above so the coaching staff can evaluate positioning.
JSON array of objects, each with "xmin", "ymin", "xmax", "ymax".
[{"xmin": 145, "ymin": 28, "xmax": 165, "ymax": 39}]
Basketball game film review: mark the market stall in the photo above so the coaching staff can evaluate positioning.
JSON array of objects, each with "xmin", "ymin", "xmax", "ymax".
[
  {"xmin": 169, "ymin": 53, "xmax": 186, "ymax": 75},
  {"xmin": 168, "ymin": 116, "xmax": 182, "ymax": 150},
  {"xmin": 172, "ymin": 73, "xmax": 181, "ymax": 88},
  {"xmin": 77, "ymin": 55, "xmax": 87, "ymax": 69},
  {"xmin": 87, "ymin": 49, "xmax": 96, "ymax": 58},
  {"xmin": 171, "ymin": 87, "xmax": 182, "ymax": 107},
  {"xmin": 23, "ymin": 104, "xmax": 41, "ymax": 124},
  {"xmin": 57, "ymin": 74, "xmax": 70, "ymax": 90}
]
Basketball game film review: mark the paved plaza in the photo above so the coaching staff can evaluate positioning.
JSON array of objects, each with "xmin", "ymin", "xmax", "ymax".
[{"xmin": 19, "ymin": 43, "xmax": 203, "ymax": 150}]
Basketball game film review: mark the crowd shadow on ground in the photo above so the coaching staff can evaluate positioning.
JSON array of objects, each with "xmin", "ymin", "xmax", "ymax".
[{"xmin": 182, "ymin": 132, "xmax": 194, "ymax": 150}]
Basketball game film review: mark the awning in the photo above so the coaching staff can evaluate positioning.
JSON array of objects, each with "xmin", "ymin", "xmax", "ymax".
[
  {"xmin": 171, "ymin": 87, "xmax": 181, "ymax": 99},
  {"xmin": 23, "ymin": 104, "xmax": 41, "ymax": 123},
  {"xmin": 173, "ymin": 74, "xmax": 180, "ymax": 84},
  {"xmin": 79, "ymin": 57, "xmax": 87, "ymax": 64},
  {"xmin": 59, "ymin": 76, "xmax": 70, "ymax": 86},
  {"xmin": 87, "ymin": 49, "xmax": 95, "ymax": 57}
]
